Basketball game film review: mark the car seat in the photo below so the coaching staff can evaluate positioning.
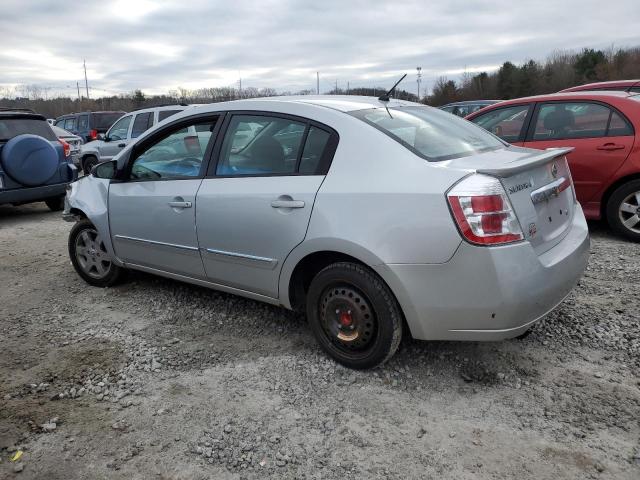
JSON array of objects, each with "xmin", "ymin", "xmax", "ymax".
[{"xmin": 543, "ymin": 107, "xmax": 575, "ymax": 139}]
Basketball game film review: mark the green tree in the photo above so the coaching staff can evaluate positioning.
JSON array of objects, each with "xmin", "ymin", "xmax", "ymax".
[
  {"xmin": 496, "ymin": 62, "xmax": 519, "ymax": 99},
  {"xmin": 574, "ymin": 48, "xmax": 606, "ymax": 80}
]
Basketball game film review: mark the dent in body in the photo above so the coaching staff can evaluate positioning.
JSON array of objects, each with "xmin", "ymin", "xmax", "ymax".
[{"xmin": 66, "ymin": 176, "xmax": 122, "ymax": 266}]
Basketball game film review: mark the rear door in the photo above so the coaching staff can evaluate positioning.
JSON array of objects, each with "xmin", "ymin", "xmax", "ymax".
[
  {"xmin": 523, "ymin": 101, "xmax": 634, "ymax": 203},
  {"xmin": 469, "ymin": 104, "xmax": 533, "ymax": 147},
  {"xmin": 195, "ymin": 112, "xmax": 338, "ymax": 298},
  {"xmin": 109, "ymin": 115, "xmax": 220, "ymax": 276}
]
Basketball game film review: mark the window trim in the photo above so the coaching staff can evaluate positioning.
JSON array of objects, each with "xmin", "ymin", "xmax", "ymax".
[
  {"xmin": 107, "ymin": 114, "xmax": 134, "ymax": 141},
  {"xmin": 205, "ymin": 110, "xmax": 339, "ymax": 178},
  {"xmin": 470, "ymin": 103, "xmax": 534, "ymax": 143},
  {"xmin": 120, "ymin": 113, "xmax": 224, "ymax": 183},
  {"xmin": 524, "ymin": 100, "xmax": 634, "ymax": 142}
]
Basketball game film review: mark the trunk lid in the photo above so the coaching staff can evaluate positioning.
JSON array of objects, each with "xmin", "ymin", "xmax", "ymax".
[{"xmin": 446, "ymin": 146, "xmax": 576, "ymax": 254}]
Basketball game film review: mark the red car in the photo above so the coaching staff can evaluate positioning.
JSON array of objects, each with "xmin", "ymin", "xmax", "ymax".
[
  {"xmin": 560, "ymin": 79, "xmax": 640, "ymax": 94},
  {"xmin": 467, "ymin": 91, "xmax": 640, "ymax": 241}
]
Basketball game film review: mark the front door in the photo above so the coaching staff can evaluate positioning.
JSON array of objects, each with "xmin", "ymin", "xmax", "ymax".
[
  {"xmin": 196, "ymin": 113, "xmax": 337, "ymax": 298},
  {"xmin": 523, "ymin": 101, "xmax": 634, "ymax": 204},
  {"xmin": 109, "ymin": 116, "xmax": 219, "ymax": 277},
  {"xmin": 100, "ymin": 114, "xmax": 133, "ymax": 161}
]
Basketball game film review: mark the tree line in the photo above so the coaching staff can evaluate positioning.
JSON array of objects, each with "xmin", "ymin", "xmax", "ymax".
[
  {"xmin": 1, "ymin": 46, "xmax": 638, "ymax": 118},
  {"xmin": 427, "ymin": 46, "xmax": 640, "ymax": 106}
]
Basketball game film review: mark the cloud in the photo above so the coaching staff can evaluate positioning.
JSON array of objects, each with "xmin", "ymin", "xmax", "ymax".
[{"xmin": 0, "ymin": 0, "xmax": 638, "ymax": 97}]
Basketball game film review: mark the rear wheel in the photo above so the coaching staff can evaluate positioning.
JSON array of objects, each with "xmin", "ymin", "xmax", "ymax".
[
  {"xmin": 306, "ymin": 262, "xmax": 403, "ymax": 369},
  {"xmin": 68, "ymin": 219, "xmax": 124, "ymax": 287},
  {"xmin": 45, "ymin": 196, "xmax": 65, "ymax": 211},
  {"xmin": 606, "ymin": 180, "xmax": 640, "ymax": 242},
  {"xmin": 82, "ymin": 155, "xmax": 99, "ymax": 175}
]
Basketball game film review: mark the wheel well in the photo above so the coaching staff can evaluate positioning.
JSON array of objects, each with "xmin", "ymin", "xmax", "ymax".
[
  {"xmin": 600, "ymin": 173, "xmax": 640, "ymax": 218},
  {"xmin": 81, "ymin": 154, "xmax": 97, "ymax": 168},
  {"xmin": 288, "ymin": 251, "xmax": 367, "ymax": 312},
  {"xmin": 68, "ymin": 207, "xmax": 87, "ymax": 219}
]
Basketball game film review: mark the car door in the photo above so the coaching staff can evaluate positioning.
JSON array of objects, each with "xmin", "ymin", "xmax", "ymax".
[
  {"xmin": 523, "ymin": 101, "xmax": 634, "ymax": 203},
  {"xmin": 100, "ymin": 115, "xmax": 133, "ymax": 161},
  {"xmin": 108, "ymin": 115, "xmax": 221, "ymax": 277},
  {"xmin": 469, "ymin": 104, "xmax": 533, "ymax": 146},
  {"xmin": 196, "ymin": 112, "xmax": 338, "ymax": 298}
]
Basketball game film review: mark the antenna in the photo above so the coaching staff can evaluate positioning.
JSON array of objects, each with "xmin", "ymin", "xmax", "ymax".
[{"xmin": 378, "ymin": 74, "xmax": 407, "ymax": 102}]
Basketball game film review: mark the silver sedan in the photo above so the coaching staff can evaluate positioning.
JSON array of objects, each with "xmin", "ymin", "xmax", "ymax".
[{"xmin": 63, "ymin": 96, "xmax": 590, "ymax": 369}]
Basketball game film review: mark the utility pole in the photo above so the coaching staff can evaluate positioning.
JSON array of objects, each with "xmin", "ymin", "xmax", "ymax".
[
  {"xmin": 238, "ymin": 77, "xmax": 242, "ymax": 98},
  {"xmin": 416, "ymin": 66, "xmax": 422, "ymax": 101},
  {"xmin": 316, "ymin": 72, "xmax": 319, "ymax": 95},
  {"xmin": 83, "ymin": 60, "xmax": 90, "ymax": 99},
  {"xmin": 347, "ymin": 81, "xmax": 350, "ymax": 95},
  {"xmin": 335, "ymin": 79, "xmax": 338, "ymax": 94},
  {"xmin": 76, "ymin": 82, "xmax": 81, "ymax": 101}
]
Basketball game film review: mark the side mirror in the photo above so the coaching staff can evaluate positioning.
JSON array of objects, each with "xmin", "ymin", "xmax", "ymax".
[
  {"xmin": 97, "ymin": 133, "xmax": 105, "ymax": 141},
  {"xmin": 102, "ymin": 134, "xmax": 111, "ymax": 142},
  {"xmin": 91, "ymin": 160, "xmax": 118, "ymax": 179}
]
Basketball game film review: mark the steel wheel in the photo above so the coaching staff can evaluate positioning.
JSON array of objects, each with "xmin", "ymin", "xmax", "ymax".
[
  {"xmin": 319, "ymin": 283, "xmax": 378, "ymax": 354},
  {"xmin": 618, "ymin": 190, "xmax": 640, "ymax": 234},
  {"xmin": 74, "ymin": 227, "xmax": 112, "ymax": 279}
]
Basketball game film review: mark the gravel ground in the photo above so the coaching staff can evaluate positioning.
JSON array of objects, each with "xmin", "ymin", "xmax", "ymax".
[{"xmin": 0, "ymin": 202, "xmax": 639, "ymax": 479}]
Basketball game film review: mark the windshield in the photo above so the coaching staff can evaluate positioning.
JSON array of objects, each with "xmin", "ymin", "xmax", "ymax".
[
  {"xmin": 0, "ymin": 117, "xmax": 57, "ymax": 141},
  {"xmin": 351, "ymin": 106, "xmax": 505, "ymax": 161},
  {"xmin": 92, "ymin": 112, "xmax": 125, "ymax": 130}
]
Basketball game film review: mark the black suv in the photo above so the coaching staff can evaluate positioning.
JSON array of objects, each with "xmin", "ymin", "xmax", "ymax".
[
  {"xmin": 0, "ymin": 109, "xmax": 77, "ymax": 210},
  {"xmin": 54, "ymin": 111, "xmax": 125, "ymax": 143}
]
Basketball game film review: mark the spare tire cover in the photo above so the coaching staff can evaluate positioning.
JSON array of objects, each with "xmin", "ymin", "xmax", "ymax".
[{"xmin": 0, "ymin": 134, "xmax": 59, "ymax": 187}]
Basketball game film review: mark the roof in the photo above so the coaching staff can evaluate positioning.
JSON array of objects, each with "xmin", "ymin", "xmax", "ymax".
[
  {"xmin": 56, "ymin": 110, "xmax": 126, "ymax": 119},
  {"xmin": 194, "ymin": 95, "xmax": 421, "ymax": 114},
  {"xmin": 560, "ymin": 79, "xmax": 640, "ymax": 92},
  {"xmin": 0, "ymin": 108, "xmax": 46, "ymax": 120},
  {"xmin": 485, "ymin": 90, "xmax": 634, "ymax": 104}
]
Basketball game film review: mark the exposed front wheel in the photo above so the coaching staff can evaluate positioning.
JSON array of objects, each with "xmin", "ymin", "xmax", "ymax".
[
  {"xmin": 45, "ymin": 196, "xmax": 65, "ymax": 211},
  {"xmin": 306, "ymin": 262, "xmax": 403, "ymax": 369},
  {"xmin": 606, "ymin": 180, "xmax": 640, "ymax": 242},
  {"xmin": 68, "ymin": 219, "xmax": 124, "ymax": 287},
  {"xmin": 82, "ymin": 155, "xmax": 99, "ymax": 175}
]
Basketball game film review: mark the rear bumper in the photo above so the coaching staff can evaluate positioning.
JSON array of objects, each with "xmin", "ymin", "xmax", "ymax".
[
  {"xmin": 375, "ymin": 205, "xmax": 590, "ymax": 341},
  {"xmin": 0, "ymin": 182, "xmax": 68, "ymax": 205}
]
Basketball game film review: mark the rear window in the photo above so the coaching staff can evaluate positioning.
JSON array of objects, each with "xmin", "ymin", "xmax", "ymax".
[
  {"xmin": 91, "ymin": 112, "xmax": 125, "ymax": 130},
  {"xmin": 351, "ymin": 106, "xmax": 505, "ymax": 161},
  {"xmin": 0, "ymin": 117, "xmax": 57, "ymax": 141}
]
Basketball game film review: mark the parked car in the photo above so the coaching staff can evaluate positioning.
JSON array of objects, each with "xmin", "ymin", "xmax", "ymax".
[
  {"xmin": 79, "ymin": 105, "xmax": 188, "ymax": 174},
  {"xmin": 439, "ymin": 100, "xmax": 501, "ymax": 117},
  {"xmin": 52, "ymin": 125, "xmax": 83, "ymax": 167},
  {"xmin": 55, "ymin": 111, "xmax": 125, "ymax": 144},
  {"xmin": 0, "ymin": 108, "xmax": 77, "ymax": 210},
  {"xmin": 64, "ymin": 96, "xmax": 589, "ymax": 369},
  {"xmin": 466, "ymin": 91, "xmax": 640, "ymax": 241},
  {"xmin": 560, "ymin": 80, "xmax": 640, "ymax": 94}
]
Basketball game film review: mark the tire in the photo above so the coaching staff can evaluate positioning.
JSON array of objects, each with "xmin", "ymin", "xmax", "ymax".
[
  {"xmin": 306, "ymin": 262, "xmax": 403, "ymax": 369},
  {"xmin": 68, "ymin": 219, "xmax": 124, "ymax": 287},
  {"xmin": 82, "ymin": 155, "xmax": 99, "ymax": 175},
  {"xmin": 45, "ymin": 196, "xmax": 65, "ymax": 211},
  {"xmin": 606, "ymin": 179, "xmax": 640, "ymax": 242}
]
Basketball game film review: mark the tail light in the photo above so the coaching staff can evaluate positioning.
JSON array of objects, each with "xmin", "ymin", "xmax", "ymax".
[
  {"xmin": 447, "ymin": 174, "xmax": 524, "ymax": 246},
  {"xmin": 59, "ymin": 139, "xmax": 71, "ymax": 158},
  {"xmin": 89, "ymin": 129, "xmax": 98, "ymax": 140}
]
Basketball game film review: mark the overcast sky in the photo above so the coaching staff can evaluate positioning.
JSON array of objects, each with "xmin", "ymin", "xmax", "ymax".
[{"xmin": 1, "ymin": 0, "xmax": 639, "ymax": 98}]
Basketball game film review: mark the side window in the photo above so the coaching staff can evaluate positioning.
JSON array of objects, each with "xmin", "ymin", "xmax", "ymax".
[
  {"xmin": 453, "ymin": 105, "xmax": 471, "ymax": 117},
  {"xmin": 64, "ymin": 118, "xmax": 76, "ymax": 131},
  {"xmin": 216, "ymin": 115, "xmax": 306, "ymax": 176},
  {"xmin": 158, "ymin": 110, "xmax": 181, "ymax": 122},
  {"xmin": 470, "ymin": 105, "xmax": 530, "ymax": 143},
  {"xmin": 608, "ymin": 111, "xmax": 633, "ymax": 137},
  {"xmin": 131, "ymin": 112, "xmax": 153, "ymax": 138},
  {"xmin": 532, "ymin": 102, "xmax": 609, "ymax": 141},
  {"xmin": 130, "ymin": 119, "xmax": 217, "ymax": 181},
  {"xmin": 77, "ymin": 115, "xmax": 88, "ymax": 130},
  {"xmin": 441, "ymin": 106, "xmax": 454, "ymax": 114},
  {"xmin": 108, "ymin": 115, "xmax": 132, "ymax": 141},
  {"xmin": 630, "ymin": 86, "xmax": 640, "ymax": 94},
  {"xmin": 299, "ymin": 127, "xmax": 331, "ymax": 174}
]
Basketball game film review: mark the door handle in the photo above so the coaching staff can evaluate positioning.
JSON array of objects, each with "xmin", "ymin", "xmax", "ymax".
[
  {"xmin": 118, "ymin": 143, "xmax": 126, "ymax": 148},
  {"xmin": 271, "ymin": 199, "xmax": 305, "ymax": 209},
  {"xmin": 597, "ymin": 143, "xmax": 625, "ymax": 151},
  {"xmin": 168, "ymin": 201, "xmax": 192, "ymax": 208}
]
